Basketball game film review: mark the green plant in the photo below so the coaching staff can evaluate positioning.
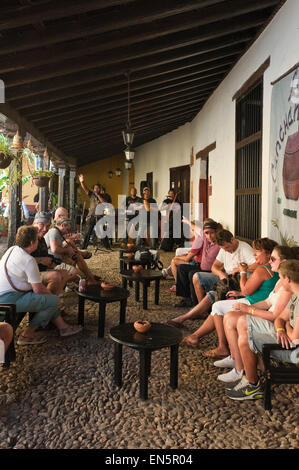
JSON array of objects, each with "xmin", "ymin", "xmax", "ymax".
[
  {"xmin": 271, "ymin": 219, "xmax": 298, "ymax": 247},
  {"xmin": 0, "ymin": 134, "xmax": 14, "ymax": 159},
  {"xmin": 32, "ymin": 169, "xmax": 54, "ymax": 178}
]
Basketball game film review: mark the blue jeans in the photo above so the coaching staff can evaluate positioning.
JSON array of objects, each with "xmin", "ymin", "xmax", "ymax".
[{"xmin": 0, "ymin": 291, "xmax": 60, "ymax": 328}]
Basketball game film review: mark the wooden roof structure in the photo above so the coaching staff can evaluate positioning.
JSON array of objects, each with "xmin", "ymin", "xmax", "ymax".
[{"xmin": 0, "ymin": 0, "xmax": 284, "ymax": 167}]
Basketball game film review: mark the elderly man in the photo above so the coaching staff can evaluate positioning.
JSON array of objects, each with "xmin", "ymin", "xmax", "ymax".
[
  {"xmin": 44, "ymin": 217, "xmax": 98, "ymax": 285},
  {"xmin": 32, "ymin": 211, "xmax": 71, "ymax": 295},
  {"xmin": 54, "ymin": 207, "xmax": 91, "ymax": 259}
]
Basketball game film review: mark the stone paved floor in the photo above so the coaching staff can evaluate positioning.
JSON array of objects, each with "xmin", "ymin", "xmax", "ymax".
[{"xmin": 0, "ymin": 243, "xmax": 298, "ymax": 449}]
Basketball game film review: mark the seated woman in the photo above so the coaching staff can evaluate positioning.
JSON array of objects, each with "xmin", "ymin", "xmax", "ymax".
[
  {"xmin": 0, "ymin": 225, "xmax": 82, "ymax": 345},
  {"xmin": 181, "ymin": 238, "xmax": 279, "ymax": 356},
  {"xmin": 226, "ymin": 259, "xmax": 299, "ymax": 401},
  {"xmin": 219, "ymin": 245, "xmax": 299, "ymax": 386}
]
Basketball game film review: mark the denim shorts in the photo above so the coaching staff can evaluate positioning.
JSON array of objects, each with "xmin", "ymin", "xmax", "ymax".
[{"xmin": 194, "ymin": 272, "xmax": 219, "ymax": 304}]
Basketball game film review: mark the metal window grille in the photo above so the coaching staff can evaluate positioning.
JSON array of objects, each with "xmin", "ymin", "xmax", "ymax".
[{"xmin": 235, "ymin": 81, "xmax": 262, "ymax": 242}]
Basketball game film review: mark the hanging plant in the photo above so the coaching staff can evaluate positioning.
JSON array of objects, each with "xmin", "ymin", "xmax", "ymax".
[
  {"xmin": 0, "ymin": 133, "xmax": 15, "ymax": 169},
  {"xmin": 32, "ymin": 169, "xmax": 54, "ymax": 187}
]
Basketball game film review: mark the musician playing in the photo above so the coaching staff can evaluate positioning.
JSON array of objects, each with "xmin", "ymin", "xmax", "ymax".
[
  {"xmin": 136, "ymin": 187, "xmax": 159, "ymax": 249},
  {"xmin": 123, "ymin": 187, "xmax": 142, "ymax": 244},
  {"xmin": 160, "ymin": 189, "xmax": 182, "ymax": 251},
  {"xmin": 78, "ymin": 173, "xmax": 107, "ymax": 249}
]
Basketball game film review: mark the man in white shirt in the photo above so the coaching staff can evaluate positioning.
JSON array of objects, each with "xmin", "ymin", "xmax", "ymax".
[{"xmin": 167, "ymin": 229, "xmax": 257, "ymax": 327}]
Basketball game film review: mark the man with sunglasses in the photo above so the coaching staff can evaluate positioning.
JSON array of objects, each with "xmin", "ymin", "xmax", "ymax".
[{"xmin": 174, "ymin": 220, "xmax": 221, "ymax": 308}]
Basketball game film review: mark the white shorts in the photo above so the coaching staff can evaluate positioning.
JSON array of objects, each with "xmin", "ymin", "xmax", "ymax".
[{"xmin": 210, "ymin": 298, "xmax": 250, "ymax": 316}]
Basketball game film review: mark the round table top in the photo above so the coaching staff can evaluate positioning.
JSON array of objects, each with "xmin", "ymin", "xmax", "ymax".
[
  {"xmin": 109, "ymin": 322, "xmax": 182, "ymax": 350},
  {"xmin": 120, "ymin": 269, "xmax": 163, "ymax": 280},
  {"xmin": 76, "ymin": 284, "xmax": 130, "ymax": 302}
]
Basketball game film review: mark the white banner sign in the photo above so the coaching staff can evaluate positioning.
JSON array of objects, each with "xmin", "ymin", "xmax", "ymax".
[{"xmin": 269, "ymin": 66, "xmax": 299, "ymax": 246}]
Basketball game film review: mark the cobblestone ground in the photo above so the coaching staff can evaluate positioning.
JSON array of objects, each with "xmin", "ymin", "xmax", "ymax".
[{"xmin": 0, "ymin": 243, "xmax": 298, "ymax": 449}]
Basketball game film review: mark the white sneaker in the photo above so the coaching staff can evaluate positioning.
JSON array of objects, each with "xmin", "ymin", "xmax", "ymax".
[
  {"xmin": 162, "ymin": 268, "xmax": 168, "ymax": 278},
  {"xmin": 213, "ymin": 355, "xmax": 235, "ymax": 369},
  {"xmin": 217, "ymin": 367, "xmax": 243, "ymax": 383}
]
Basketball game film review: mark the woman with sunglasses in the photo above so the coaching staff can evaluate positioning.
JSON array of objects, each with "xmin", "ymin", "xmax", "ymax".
[
  {"xmin": 217, "ymin": 245, "xmax": 299, "ymax": 385},
  {"xmin": 181, "ymin": 238, "xmax": 279, "ymax": 355}
]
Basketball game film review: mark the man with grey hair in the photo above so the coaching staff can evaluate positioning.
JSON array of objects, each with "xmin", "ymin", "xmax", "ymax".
[
  {"xmin": 44, "ymin": 217, "xmax": 99, "ymax": 285},
  {"xmin": 54, "ymin": 206, "xmax": 92, "ymax": 259},
  {"xmin": 32, "ymin": 211, "xmax": 72, "ymax": 295}
]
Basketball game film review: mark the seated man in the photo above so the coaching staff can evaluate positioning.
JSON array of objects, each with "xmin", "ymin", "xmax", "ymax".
[
  {"xmin": 54, "ymin": 207, "xmax": 92, "ymax": 259},
  {"xmin": 0, "ymin": 322, "xmax": 13, "ymax": 364},
  {"xmin": 226, "ymin": 259, "xmax": 299, "ymax": 401},
  {"xmin": 32, "ymin": 211, "xmax": 75, "ymax": 299},
  {"xmin": 166, "ymin": 229, "xmax": 257, "ymax": 328},
  {"xmin": 174, "ymin": 219, "xmax": 221, "ymax": 307},
  {"xmin": 44, "ymin": 217, "xmax": 99, "ymax": 285},
  {"xmin": 0, "ymin": 225, "xmax": 82, "ymax": 345}
]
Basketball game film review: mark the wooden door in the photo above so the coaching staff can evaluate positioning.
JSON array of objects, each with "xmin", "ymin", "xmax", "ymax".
[{"xmin": 169, "ymin": 165, "xmax": 190, "ymax": 204}]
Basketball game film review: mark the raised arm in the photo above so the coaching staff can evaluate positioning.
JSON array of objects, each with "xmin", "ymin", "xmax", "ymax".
[{"xmin": 78, "ymin": 174, "xmax": 89, "ymax": 196}]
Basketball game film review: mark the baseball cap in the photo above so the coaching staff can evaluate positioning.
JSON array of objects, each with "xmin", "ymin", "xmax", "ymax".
[{"xmin": 34, "ymin": 211, "xmax": 51, "ymax": 223}]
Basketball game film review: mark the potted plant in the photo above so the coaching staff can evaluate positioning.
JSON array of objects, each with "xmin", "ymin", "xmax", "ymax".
[
  {"xmin": 32, "ymin": 169, "xmax": 54, "ymax": 188},
  {"xmin": 0, "ymin": 134, "xmax": 15, "ymax": 169}
]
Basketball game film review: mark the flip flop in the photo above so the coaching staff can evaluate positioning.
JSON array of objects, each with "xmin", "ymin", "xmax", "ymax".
[
  {"xmin": 202, "ymin": 349, "xmax": 229, "ymax": 359},
  {"xmin": 165, "ymin": 320, "xmax": 184, "ymax": 329},
  {"xmin": 17, "ymin": 334, "xmax": 47, "ymax": 346}
]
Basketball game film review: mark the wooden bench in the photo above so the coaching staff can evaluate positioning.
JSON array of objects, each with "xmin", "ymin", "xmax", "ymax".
[{"xmin": 262, "ymin": 343, "xmax": 299, "ymax": 410}]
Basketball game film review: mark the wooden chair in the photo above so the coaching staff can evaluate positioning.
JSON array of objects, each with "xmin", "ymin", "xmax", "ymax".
[{"xmin": 262, "ymin": 343, "xmax": 299, "ymax": 411}]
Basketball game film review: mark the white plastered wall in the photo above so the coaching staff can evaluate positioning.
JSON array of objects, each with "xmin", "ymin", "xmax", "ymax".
[{"xmin": 134, "ymin": 0, "xmax": 299, "ymax": 235}]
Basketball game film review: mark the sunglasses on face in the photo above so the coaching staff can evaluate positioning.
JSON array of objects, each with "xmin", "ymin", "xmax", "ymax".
[{"xmin": 270, "ymin": 256, "xmax": 278, "ymax": 262}]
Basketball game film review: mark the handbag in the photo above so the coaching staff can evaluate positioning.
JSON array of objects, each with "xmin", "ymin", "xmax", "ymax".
[{"xmin": 4, "ymin": 247, "xmax": 33, "ymax": 293}]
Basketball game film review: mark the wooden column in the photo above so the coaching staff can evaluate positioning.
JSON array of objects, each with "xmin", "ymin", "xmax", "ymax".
[
  {"xmin": 57, "ymin": 166, "xmax": 66, "ymax": 208},
  {"xmin": 69, "ymin": 167, "xmax": 77, "ymax": 231},
  {"xmin": 8, "ymin": 155, "xmax": 22, "ymax": 247},
  {"xmin": 39, "ymin": 186, "xmax": 49, "ymax": 212}
]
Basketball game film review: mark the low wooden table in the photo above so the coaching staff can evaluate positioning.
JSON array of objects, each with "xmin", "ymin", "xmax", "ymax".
[
  {"xmin": 109, "ymin": 322, "xmax": 182, "ymax": 400},
  {"xmin": 76, "ymin": 285, "xmax": 130, "ymax": 338},
  {"xmin": 120, "ymin": 269, "xmax": 162, "ymax": 310}
]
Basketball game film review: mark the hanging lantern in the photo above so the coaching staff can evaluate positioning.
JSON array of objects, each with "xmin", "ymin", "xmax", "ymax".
[
  {"xmin": 122, "ymin": 71, "xmax": 135, "ymax": 157},
  {"xmin": 124, "ymin": 146, "xmax": 135, "ymax": 161},
  {"xmin": 124, "ymin": 161, "xmax": 132, "ymax": 170},
  {"xmin": 108, "ymin": 170, "xmax": 113, "ymax": 178},
  {"xmin": 115, "ymin": 168, "xmax": 121, "ymax": 177}
]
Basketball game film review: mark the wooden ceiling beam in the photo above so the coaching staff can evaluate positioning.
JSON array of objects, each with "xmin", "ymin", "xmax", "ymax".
[
  {"xmin": 0, "ymin": 1, "xmax": 278, "ymax": 72},
  {"xmin": 7, "ymin": 33, "xmax": 251, "ymax": 101},
  {"xmin": 60, "ymin": 106, "xmax": 201, "ymax": 152},
  {"xmin": 0, "ymin": 0, "xmax": 135, "ymax": 32},
  {"xmin": 2, "ymin": 12, "xmax": 269, "ymax": 87},
  {"xmin": 50, "ymin": 96, "xmax": 207, "ymax": 144},
  {"xmin": 47, "ymin": 91, "xmax": 212, "ymax": 140},
  {"xmin": 25, "ymin": 66, "xmax": 227, "ymax": 121},
  {"xmin": 16, "ymin": 56, "xmax": 235, "ymax": 113},
  {"xmin": 37, "ymin": 80, "xmax": 218, "ymax": 131},
  {"xmin": 0, "ymin": 0, "xmax": 221, "ymax": 54}
]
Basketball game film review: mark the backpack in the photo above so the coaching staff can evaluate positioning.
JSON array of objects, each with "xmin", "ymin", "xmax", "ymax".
[{"xmin": 134, "ymin": 249, "xmax": 163, "ymax": 270}]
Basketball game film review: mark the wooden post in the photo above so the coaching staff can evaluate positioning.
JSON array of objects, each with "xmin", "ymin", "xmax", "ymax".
[
  {"xmin": 39, "ymin": 186, "xmax": 49, "ymax": 212},
  {"xmin": 57, "ymin": 166, "xmax": 66, "ymax": 208},
  {"xmin": 69, "ymin": 166, "xmax": 77, "ymax": 231},
  {"xmin": 7, "ymin": 155, "xmax": 22, "ymax": 247}
]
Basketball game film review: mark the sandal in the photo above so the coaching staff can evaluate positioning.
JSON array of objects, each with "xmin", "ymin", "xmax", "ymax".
[
  {"xmin": 202, "ymin": 349, "xmax": 229, "ymax": 359},
  {"xmin": 17, "ymin": 334, "xmax": 47, "ymax": 346},
  {"xmin": 165, "ymin": 320, "xmax": 184, "ymax": 329},
  {"xmin": 60, "ymin": 325, "xmax": 82, "ymax": 337}
]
